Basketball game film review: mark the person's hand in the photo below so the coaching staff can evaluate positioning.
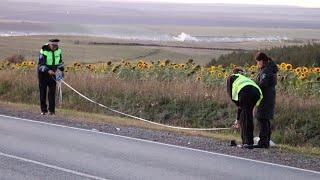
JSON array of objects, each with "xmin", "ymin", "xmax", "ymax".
[
  {"xmin": 232, "ymin": 120, "xmax": 240, "ymax": 130},
  {"xmin": 48, "ymin": 70, "xmax": 55, "ymax": 76}
]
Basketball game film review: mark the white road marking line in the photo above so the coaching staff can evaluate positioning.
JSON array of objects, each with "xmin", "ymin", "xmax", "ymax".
[
  {"xmin": 0, "ymin": 151, "xmax": 109, "ymax": 180},
  {"xmin": 1, "ymin": 114, "xmax": 320, "ymax": 175}
]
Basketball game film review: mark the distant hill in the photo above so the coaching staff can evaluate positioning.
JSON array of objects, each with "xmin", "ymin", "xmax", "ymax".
[
  {"xmin": 208, "ymin": 43, "xmax": 320, "ymax": 67},
  {"xmin": 1, "ymin": 1, "xmax": 320, "ymax": 28}
]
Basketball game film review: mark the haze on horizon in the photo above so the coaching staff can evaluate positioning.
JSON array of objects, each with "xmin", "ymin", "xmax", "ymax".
[
  {"xmin": 98, "ymin": 0, "xmax": 320, "ymax": 8},
  {"xmin": 7, "ymin": 0, "xmax": 320, "ymax": 8}
]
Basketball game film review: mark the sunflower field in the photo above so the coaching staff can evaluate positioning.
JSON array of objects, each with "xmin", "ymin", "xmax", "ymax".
[
  {"xmin": 0, "ymin": 59, "xmax": 319, "ymax": 147},
  {"xmin": 1, "ymin": 59, "xmax": 319, "ymax": 95}
]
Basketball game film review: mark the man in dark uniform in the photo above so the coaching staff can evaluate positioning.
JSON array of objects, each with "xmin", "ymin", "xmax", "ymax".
[
  {"xmin": 38, "ymin": 39, "xmax": 64, "ymax": 115},
  {"xmin": 227, "ymin": 69, "xmax": 263, "ymax": 149},
  {"xmin": 254, "ymin": 52, "xmax": 278, "ymax": 148}
]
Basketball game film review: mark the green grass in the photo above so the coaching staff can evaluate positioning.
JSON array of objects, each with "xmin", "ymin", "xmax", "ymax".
[{"xmin": 209, "ymin": 43, "xmax": 320, "ymax": 66}]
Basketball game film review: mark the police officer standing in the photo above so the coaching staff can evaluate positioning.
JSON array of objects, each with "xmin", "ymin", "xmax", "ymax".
[
  {"xmin": 227, "ymin": 68, "xmax": 263, "ymax": 149},
  {"xmin": 38, "ymin": 39, "xmax": 64, "ymax": 115},
  {"xmin": 254, "ymin": 52, "xmax": 278, "ymax": 148}
]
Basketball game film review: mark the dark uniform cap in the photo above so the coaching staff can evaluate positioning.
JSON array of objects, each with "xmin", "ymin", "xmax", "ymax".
[
  {"xmin": 48, "ymin": 39, "xmax": 60, "ymax": 45},
  {"xmin": 233, "ymin": 68, "xmax": 244, "ymax": 74},
  {"xmin": 49, "ymin": 39, "xmax": 60, "ymax": 43}
]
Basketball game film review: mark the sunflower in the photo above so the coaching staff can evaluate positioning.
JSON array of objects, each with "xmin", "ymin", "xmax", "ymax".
[
  {"xmin": 73, "ymin": 62, "xmax": 82, "ymax": 68},
  {"xmin": 138, "ymin": 63, "xmax": 147, "ymax": 69},
  {"xmin": 160, "ymin": 63, "xmax": 166, "ymax": 68},
  {"xmin": 231, "ymin": 63, "xmax": 237, "ymax": 69},
  {"xmin": 218, "ymin": 72, "xmax": 223, "ymax": 78},
  {"xmin": 173, "ymin": 64, "xmax": 179, "ymax": 69},
  {"xmin": 196, "ymin": 76, "xmax": 202, "ymax": 81},
  {"xmin": 286, "ymin": 64, "xmax": 293, "ymax": 71},
  {"xmin": 295, "ymin": 67, "xmax": 302, "ymax": 74},
  {"xmin": 314, "ymin": 67, "xmax": 320, "ymax": 73},
  {"xmin": 179, "ymin": 64, "xmax": 186, "ymax": 69},
  {"xmin": 302, "ymin": 67, "xmax": 309, "ymax": 73},
  {"xmin": 124, "ymin": 61, "xmax": 130, "ymax": 67},
  {"xmin": 209, "ymin": 66, "xmax": 216, "ymax": 72},
  {"xmin": 317, "ymin": 77, "xmax": 320, "ymax": 82},
  {"xmin": 86, "ymin": 64, "xmax": 92, "ymax": 69},
  {"xmin": 280, "ymin": 63, "xmax": 287, "ymax": 70},
  {"xmin": 66, "ymin": 66, "xmax": 73, "ymax": 71},
  {"xmin": 224, "ymin": 72, "xmax": 229, "ymax": 78},
  {"xmin": 138, "ymin": 60, "xmax": 145, "ymax": 64},
  {"xmin": 27, "ymin": 61, "xmax": 35, "ymax": 66},
  {"xmin": 299, "ymin": 73, "xmax": 307, "ymax": 80},
  {"xmin": 248, "ymin": 65, "xmax": 257, "ymax": 72}
]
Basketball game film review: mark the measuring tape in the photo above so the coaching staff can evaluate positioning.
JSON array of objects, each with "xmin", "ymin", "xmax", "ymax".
[{"xmin": 55, "ymin": 75, "xmax": 230, "ymax": 131}]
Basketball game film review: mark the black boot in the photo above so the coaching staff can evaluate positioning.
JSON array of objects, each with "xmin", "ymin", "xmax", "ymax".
[
  {"xmin": 238, "ymin": 144, "xmax": 254, "ymax": 149},
  {"xmin": 253, "ymin": 141, "xmax": 269, "ymax": 149}
]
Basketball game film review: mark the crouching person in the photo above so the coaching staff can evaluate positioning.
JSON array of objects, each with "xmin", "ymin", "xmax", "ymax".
[{"xmin": 227, "ymin": 69, "xmax": 263, "ymax": 149}]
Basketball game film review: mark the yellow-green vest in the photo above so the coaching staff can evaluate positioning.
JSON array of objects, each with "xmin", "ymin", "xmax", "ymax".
[
  {"xmin": 40, "ymin": 47, "xmax": 62, "ymax": 66},
  {"xmin": 232, "ymin": 74, "xmax": 263, "ymax": 106}
]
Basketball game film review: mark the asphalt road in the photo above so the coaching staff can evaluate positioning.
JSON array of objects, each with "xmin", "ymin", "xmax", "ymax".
[{"xmin": 0, "ymin": 114, "xmax": 319, "ymax": 180}]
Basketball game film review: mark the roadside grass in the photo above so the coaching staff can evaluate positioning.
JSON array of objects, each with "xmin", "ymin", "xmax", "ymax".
[
  {"xmin": 0, "ymin": 67, "xmax": 319, "ymax": 148},
  {"xmin": 0, "ymin": 101, "xmax": 238, "ymax": 142},
  {"xmin": 1, "ymin": 101, "xmax": 319, "ymax": 157}
]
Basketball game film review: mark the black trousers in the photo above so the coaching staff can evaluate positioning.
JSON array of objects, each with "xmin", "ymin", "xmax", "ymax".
[
  {"xmin": 238, "ymin": 86, "xmax": 260, "ymax": 145},
  {"xmin": 257, "ymin": 118, "xmax": 271, "ymax": 147},
  {"xmin": 38, "ymin": 73, "xmax": 56, "ymax": 113}
]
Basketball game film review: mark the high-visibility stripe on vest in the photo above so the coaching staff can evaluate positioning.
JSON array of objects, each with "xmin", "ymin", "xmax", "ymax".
[
  {"xmin": 232, "ymin": 74, "xmax": 263, "ymax": 106},
  {"xmin": 40, "ymin": 47, "xmax": 62, "ymax": 66}
]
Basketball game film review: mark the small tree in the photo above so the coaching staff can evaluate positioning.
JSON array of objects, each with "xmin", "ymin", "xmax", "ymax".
[{"xmin": 5, "ymin": 54, "xmax": 25, "ymax": 64}]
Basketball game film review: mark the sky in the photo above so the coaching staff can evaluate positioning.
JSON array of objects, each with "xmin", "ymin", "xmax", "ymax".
[{"xmin": 98, "ymin": 0, "xmax": 320, "ymax": 8}]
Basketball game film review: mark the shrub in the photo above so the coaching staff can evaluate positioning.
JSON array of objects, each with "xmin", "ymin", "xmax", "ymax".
[{"xmin": 5, "ymin": 54, "xmax": 25, "ymax": 64}]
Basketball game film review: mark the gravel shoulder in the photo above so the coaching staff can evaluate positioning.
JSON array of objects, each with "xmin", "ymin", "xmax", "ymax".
[{"xmin": 0, "ymin": 102, "xmax": 319, "ymax": 172}]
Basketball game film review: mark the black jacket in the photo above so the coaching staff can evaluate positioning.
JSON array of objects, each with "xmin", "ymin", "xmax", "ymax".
[{"xmin": 255, "ymin": 61, "xmax": 278, "ymax": 120}]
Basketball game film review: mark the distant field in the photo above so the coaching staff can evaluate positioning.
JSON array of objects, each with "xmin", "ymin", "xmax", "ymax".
[
  {"xmin": 0, "ymin": 35, "xmax": 228, "ymax": 65},
  {"xmin": 144, "ymin": 25, "xmax": 320, "ymax": 40},
  {"xmin": 2, "ymin": 19, "xmax": 320, "ymax": 41},
  {"xmin": 1, "ymin": 0, "xmax": 319, "ymax": 65},
  {"xmin": 0, "ymin": 34, "xmax": 307, "ymax": 65}
]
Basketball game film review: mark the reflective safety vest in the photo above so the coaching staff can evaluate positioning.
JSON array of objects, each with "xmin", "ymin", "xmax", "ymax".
[
  {"xmin": 232, "ymin": 74, "xmax": 263, "ymax": 106},
  {"xmin": 40, "ymin": 46, "xmax": 62, "ymax": 66}
]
